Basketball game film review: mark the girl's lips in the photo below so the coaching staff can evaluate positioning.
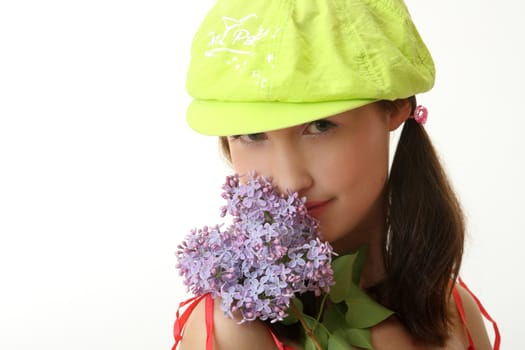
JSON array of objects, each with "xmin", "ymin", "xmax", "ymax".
[{"xmin": 305, "ymin": 200, "xmax": 331, "ymax": 218}]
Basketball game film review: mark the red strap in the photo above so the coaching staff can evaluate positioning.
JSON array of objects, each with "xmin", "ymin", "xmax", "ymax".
[
  {"xmin": 172, "ymin": 294, "xmax": 208, "ymax": 350},
  {"xmin": 452, "ymin": 286, "xmax": 476, "ymax": 349},
  {"xmin": 173, "ymin": 294, "xmax": 294, "ymax": 350},
  {"xmin": 269, "ymin": 329, "xmax": 286, "ymax": 350},
  {"xmin": 205, "ymin": 294, "xmax": 214, "ymax": 350},
  {"xmin": 458, "ymin": 277, "xmax": 501, "ymax": 350}
]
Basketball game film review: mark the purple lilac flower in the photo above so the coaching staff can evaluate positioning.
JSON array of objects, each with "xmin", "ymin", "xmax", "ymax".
[{"xmin": 176, "ymin": 173, "xmax": 335, "ymax": 323}]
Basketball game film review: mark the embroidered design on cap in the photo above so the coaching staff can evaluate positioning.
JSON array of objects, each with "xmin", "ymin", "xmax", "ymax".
[{"xmin": 205, "ymin": 13, "xmax": 281, "ymax": 89}]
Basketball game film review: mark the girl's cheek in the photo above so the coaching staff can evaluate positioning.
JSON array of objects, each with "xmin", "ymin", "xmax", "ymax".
[{"xmin": 230, "ymin": 149, "xmax": 270, "ymax": 177}]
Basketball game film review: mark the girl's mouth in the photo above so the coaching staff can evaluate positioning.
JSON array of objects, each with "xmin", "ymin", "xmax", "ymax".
[{"xmin": 305, "ymin": 200, "xmax": 332, "ymax": 218}]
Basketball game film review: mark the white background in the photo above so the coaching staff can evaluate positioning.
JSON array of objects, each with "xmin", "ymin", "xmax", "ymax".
[{"xmin": 0, "ymin": 0, "xmax": 523, "ymax": 348}]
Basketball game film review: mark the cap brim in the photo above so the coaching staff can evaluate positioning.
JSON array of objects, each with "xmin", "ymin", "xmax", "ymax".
[{"xmin": 187, "ymin": 99, "xmax": 377, "ymax": 136}]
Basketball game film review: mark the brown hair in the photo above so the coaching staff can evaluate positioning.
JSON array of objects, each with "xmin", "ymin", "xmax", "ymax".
[
  {"xmin": 219, "ymin": 100, "xmax": 465, "ymax": 346},
  {"xmin": 382, "ymin": 98, "xmax": 464, "ymax": 345},
  {"xmin": 219, "ymin": 137, "xmax": 231, "ymax": 163}
]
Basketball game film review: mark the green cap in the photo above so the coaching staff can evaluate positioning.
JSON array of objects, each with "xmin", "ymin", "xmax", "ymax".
[{"xmin": 186, "ymin": 0, "xmax": 435, "ymax": 136}]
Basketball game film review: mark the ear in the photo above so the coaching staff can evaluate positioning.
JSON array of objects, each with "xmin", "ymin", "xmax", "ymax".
[{"xmin": 388, "ymin": 99, "xmax": 412, "ymax": 131}]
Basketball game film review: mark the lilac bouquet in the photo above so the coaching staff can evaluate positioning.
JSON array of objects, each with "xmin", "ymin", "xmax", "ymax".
[{"xmin": 176, "ymin": 173, "xmax": 335, "ymax": 323}]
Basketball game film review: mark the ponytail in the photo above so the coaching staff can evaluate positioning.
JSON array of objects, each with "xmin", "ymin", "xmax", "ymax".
[{"xmin": 385, "ymin": 114, "xmax": 464, "ymax": 345}]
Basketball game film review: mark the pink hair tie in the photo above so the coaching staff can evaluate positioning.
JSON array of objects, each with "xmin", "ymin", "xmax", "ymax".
[{"xmin": 412, "ymin": 105, "xmax": 428, "ymax": 125}]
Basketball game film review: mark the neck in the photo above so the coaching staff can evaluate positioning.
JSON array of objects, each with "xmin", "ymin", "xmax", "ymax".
[
  {"xmin": 330, "ymin": 223, "xmax": 387, "ymax": 289},
  {"xmin": 330, "ymin": 191, "xmax": 388, "ymax": 289},
  {"xmin": 359, "ymin": 237, "xmax": 386, "ymax": 289}
]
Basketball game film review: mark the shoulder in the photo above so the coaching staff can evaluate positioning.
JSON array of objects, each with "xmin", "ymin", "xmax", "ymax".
[
  {"xmin": 179, "ymin": 296, "xmax": 281, "ymax": 350},
  {"xmin": 453, "ymin": 283, "xmax": 493, "ymax": 350},
  {"xmin": 369, "ymin": 288, "xmax": 489, "ymax": 350},
  {"xmin": 370, "ymin": 313, "xmax": 468, "ymax": 350},
  {"xmin": 370, "ymin": 315, "xmax": 422, "ymax": 350}
]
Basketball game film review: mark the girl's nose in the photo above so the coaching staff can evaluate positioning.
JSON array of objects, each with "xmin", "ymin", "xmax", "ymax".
[{"xmin": 271, "ymin": 149, "xmax": 313, "ymax": 195}]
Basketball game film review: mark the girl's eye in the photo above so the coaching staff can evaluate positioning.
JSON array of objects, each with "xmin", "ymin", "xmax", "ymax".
[
  {"xmin": 304, "ymin": 119, "xmax": 337, "ymax": 134},
  {"xmin": 230, "ymin": 133, "xmax": 267, "ymax": 143}
]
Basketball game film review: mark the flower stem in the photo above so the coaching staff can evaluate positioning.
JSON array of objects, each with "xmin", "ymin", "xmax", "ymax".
[
  {"xmin": 289, "ymin": 301, "xmax": 324, "ymax": 350},
  {"xmin": 315, "ymin": 294, "xmax": 328, "ymax": 326}
]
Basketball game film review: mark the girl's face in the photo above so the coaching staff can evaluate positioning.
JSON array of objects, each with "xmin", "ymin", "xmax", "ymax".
[{"xmin": 227, "ymin": 102, "xmax": 408, "ymax": 253}]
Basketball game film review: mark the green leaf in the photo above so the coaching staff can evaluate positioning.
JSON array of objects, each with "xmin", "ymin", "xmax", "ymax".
[
  {"xmin": 322, "ymin": 302, "xmax": 347, "ymax": 332},
  {"xmin": 304, "ymin": 337, "xmax": 317, "ymax": 350},
  {"xmin": 327, "ymin": 330, "xmax": 352, "ymax": 350},
  {"xmin": 345, "ymin": 284, "xmax": 393, "ymax": 328},
  {"xmin": 281, "ymin": 245, "xmax": 392, "ymax": 350},
  {"xmin": 329, "ymin": 253, "xmax": 357, "ymax": 303},
  {"xmin": 351, "ymin": 246, "xmax": 368, "ymax": 285},
  {"xmin": 329, "ymin": 247, "xmax": 370, "ymax": 303},
  {"xmin": 263, "ymin": 210, "xmax": 275, "ymax": 224},
  {"xmin": 342, "ymin": 328, "xmax": 374, "ymax": 350},
  {"xmin": 301, "ymin": 314, "xmax": 331, "ymax": 350},
  {"xmin": 328, "ymin": 328, "xmax": 374, "ymax": 350}
]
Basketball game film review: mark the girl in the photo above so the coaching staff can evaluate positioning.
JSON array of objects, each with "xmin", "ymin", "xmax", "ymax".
[{"xmin": 174, "ymin": 0, "xmax": 499, "ymax": 349}]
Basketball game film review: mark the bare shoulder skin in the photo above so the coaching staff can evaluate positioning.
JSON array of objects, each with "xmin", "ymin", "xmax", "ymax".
[
  {"xmin": 455, "ymin": 284, "xmax": 493, "ymax": 350},
  {"xmin": 370, "ymin": 315, "xmax": 467, "ymax": 350},
  {"xmin": 370, "ymin": 286, "xmax": 493, "ymax": 350},
  {"xmin": 179, "ymin": 297, "xmax": 281, "ymax": 350}
]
